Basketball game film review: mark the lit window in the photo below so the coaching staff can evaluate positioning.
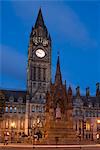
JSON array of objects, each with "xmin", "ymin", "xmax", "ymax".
[
  {"xmin": 10, "ymin": 107, "xmax": 12, "ymax": 113},
  {"xmin": 14, "ymin": 107, "xmax": 17, "ymax": 113},
  {"xmin": 86, "ymin": 122, "xmax": 90, "ymax": 131},
  {"xmin": 5, "ymin": 107, "xmax": 8, "ymax": 113}
]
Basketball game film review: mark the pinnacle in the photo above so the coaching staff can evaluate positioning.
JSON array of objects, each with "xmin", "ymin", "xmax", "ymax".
[
  {"xmin": 35, "ymin": 8, "xmax": 45, "ymax": 28},
  {"xmin": 55, "ymin": 55, "xmax": 62, "ymax": 85}
]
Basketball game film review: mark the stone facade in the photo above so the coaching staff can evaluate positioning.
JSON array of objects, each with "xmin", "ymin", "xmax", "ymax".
[
  {"xmin": 73, "ymin": 85, "xmax": 100, "ymax": 142},
  {"xmin": 0, "ymin": 8, "xmax": 100, "ymax": 144}
]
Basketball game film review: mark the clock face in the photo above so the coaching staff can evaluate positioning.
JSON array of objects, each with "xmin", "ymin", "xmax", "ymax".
[{"xmin": 36, "ymin": 49, "xmax": 45, "ymax": 58}]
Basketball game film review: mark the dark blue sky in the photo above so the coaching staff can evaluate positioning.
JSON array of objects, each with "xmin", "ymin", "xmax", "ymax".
[{"xmin": 0, "ymin": 1, "xmax": 100, "ymax": 96}]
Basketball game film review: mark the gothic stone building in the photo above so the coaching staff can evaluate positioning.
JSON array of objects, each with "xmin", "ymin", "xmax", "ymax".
[{"xmin": 0, "ymin": 8, "xmax": 100, "ymax": 143}]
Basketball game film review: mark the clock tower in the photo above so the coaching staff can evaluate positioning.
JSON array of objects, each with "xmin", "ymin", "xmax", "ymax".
[{"xmin": 27, "ymin": 8, "xmax": 51, "ymax": 104}]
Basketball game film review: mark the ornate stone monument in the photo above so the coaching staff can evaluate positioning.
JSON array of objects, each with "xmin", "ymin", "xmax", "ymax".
[{"xmin": 44, "ymin": 56, "xmax": 77, "ymax": 144}]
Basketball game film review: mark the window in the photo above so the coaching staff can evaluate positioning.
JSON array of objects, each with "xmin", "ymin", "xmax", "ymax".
[
  {"xmin": 86, "ymin": 122, "xmax": 90, "ymax": 131},
  {"xmin": 43, "ymin": 83, "xmax": 46, "ymax": 90},
  {"xmin": 5, "ymin": 107, "xmax": 8, "ymax": 113},
  {"xmin": 18, "ymin": 97, "xmax": 23, "ymax": 103},
  {"xmin": 33, "ymin": 82, "xmax": 36, "ymax": 87},
  {"xmin": 88, "ymin": 112, "xmax": 91, "ymax": 117},
  {"xmin": 86, "ymin": 134, "xmax": 88, "ymax": 139},
  {"xmin": 38, "ymin": 106, "xmax": 41, "ymax": 112},
  {"xmin": 93, "ymin": 112, "xmax": 95, "ymax": 117},
  {"xmin": 75, "ymin": 121, "xmax": 77, "ymax": 131},
  {"xmin": 18, "ymin": 106, "xmax": 21, "ymax": 113},
  {"xmin": 22, "ymin": 107, "xmax": 25, "ymax": 113},
  {"xmin": 10, "ymin": 106, "xmax": 12, "ymax": 113},
  {"xmin": 38, "ymin": 67, "xmax": 41, "ymax": 80},
  {"xmin": 85, "ymin": 111, "xmax": 88, "ymax": 117},
  {"xmin": 14, "ymin": 107, "xmax": 17, "ymax": 113},
  {"xmin": 38, "ymin": 83, "xmax": 41, "ymax": 87},
  {"xmin": 75, "ymin": 110, "xmax": 78, "ymax": 116},
  {"xmin": 40, "ymin": 95, "xmax": 41, "ymax": 99},
  {"xmin": 42, "ymin": 106, "xmax": 45, "ymax": 112},
  {"xmin": 92, "ymin": 103, "xmax": 95, "ymax": 107},
  {"xmin": 43, "ymin": 68, "xmax": 46, "ymax": 81},
  {"xmin": 9, "ymin": 96, "xmax": 14, "ymax": 102},
  {"xmin": 32, "ymin": 106, "xmax": 35, "ymax": 112},
  {"xmin": 33, "ymin": 67, "xmax": 36, "ymax": 80}
]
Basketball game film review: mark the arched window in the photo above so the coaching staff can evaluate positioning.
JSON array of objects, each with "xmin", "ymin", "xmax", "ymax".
[
  {"xmin": 10, "ymin": 106, "xmax": 12, "ymax": 113},
  {"xmin": 9, "ymin": 96, "xmax": 14, "ymax": 102},
  {"xmin": 14, "ymin": 107, "xmax": 17, "ymax": 113},
  {"xmin": 32, "ymin": 106, "xmax": 35, "ymax": 112},
  {"xmin": 86, "ymin": 122, "xmax": 90, "ymax": 131},
  {"xmin": 18, "ymin": 97, "xmax": 23, "ymax": 103},
  {"xmin": 38, "ymin": 67, "xmax": 41, "ymax": 80},
  {"xmin": 18, "ymin": 106, "xmax": 21, "ymax": 113},
  {"xmin": 75, "ymin": 110, "xmax": 78, "ymax": 116},
  {"xmin": 5, "ymin": 107, "xmax": 8, "ymax": 113},
  {"xmin": 85, "ymin": 111, "xmax": 88, "ymax": 117},
  {"xmin": 38, "ymin": 106, "xmax": 41, "ymax": 112},
  {"xmin": 33, "ymin": 67, "xmax": 36, "ymax": 80},
  {"xmin": 43, "ymin": 68, "xmax": 46, "ymax": 81},
  {"xmin": 36, "ymin": 105, "xmax": 39, "ymax": 112}
]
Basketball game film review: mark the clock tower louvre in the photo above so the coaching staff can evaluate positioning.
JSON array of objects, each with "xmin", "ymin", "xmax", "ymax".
[{"xmin": 27, "ymin": 8, "xmax": 51, "ymax": 103}]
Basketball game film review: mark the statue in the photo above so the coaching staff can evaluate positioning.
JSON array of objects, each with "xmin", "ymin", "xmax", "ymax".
[{"xmin": 56, "ymin": 103, "xmax": 61, "ymax": 119}]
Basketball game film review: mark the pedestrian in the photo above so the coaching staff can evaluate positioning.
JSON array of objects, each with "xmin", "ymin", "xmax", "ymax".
[{"xmin": 4, "ymin": 134, "xmax": 8, "ymax": 145}]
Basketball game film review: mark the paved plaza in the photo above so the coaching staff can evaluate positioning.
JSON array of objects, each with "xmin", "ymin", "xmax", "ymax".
[{"xmin": 0, "ymin": 144, "xmax": 100, "ymax": 150}]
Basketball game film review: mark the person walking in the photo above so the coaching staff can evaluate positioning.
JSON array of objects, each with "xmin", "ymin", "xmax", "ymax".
[{"xmin": 4, "ymin": 133, "xmax": 8, "ymax": 145}]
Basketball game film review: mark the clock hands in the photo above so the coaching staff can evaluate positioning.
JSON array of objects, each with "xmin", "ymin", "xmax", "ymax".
[{"xmin": 36, "ymin": 49, "xmax": 45, "ymax": 58}]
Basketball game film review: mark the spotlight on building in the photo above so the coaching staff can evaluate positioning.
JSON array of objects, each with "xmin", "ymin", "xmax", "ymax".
[{"xmin": 97, "ymin": 120, "xmax": 100, "ymax": 124}]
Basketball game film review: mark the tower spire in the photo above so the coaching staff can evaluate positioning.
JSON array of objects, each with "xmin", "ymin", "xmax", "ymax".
[
  {"xmin": 55, "ymin": 55, "xmax": 62, "ymax": 85},
  {"xmin": 35, "ymin": 8, "xmax": 45, "ymax": 28}
]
